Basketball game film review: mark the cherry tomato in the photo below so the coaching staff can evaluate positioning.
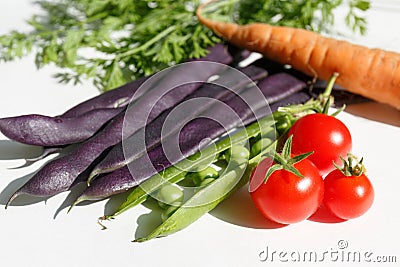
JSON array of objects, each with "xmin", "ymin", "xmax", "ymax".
[
  {"xmin": 323, "ymin": 169, "xmax": 374, "ymax": 220},
  {"xmin": 288, "ymin": 113, "xmax": 352, "ymax": 176},
  {"xmin": 249, "ymin": 157, "xmax": 324, "ymax": 224}
]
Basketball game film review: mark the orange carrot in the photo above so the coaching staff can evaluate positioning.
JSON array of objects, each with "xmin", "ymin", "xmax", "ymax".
[{"xmin": 196, "ymin": 1, "xmax": 400, "ymax": 109}]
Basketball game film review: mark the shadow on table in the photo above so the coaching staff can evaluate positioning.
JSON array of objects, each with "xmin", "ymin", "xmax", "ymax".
[
  {"xmin": 0, "ymin": 170, "xmax": 48, "ymax": 207},
  {"xmin": 0, "ymin": 140, "xmax": 65, "ymax": 209},
  {"xmin": 135, "ymin": 211, "xmax": 163, "ymax": 240},
  {"xmin": 0, "ymin": 140, "xmax": 43, "ymax": 160},
  {"xmin": 308, "ymin": 204, "xmax": 346, "ymax": 224},
  {"xmin": 346, "ymin": 102, "xmax": 400, "ymax": 127},
  {"xmin": 210, "ymin": 184, "xmax": 346, "ymax": 228},
  {"xmin": 210, "ymin": 185, "xmax": 286, "ymax": 229},
  {"xmin": 0, "ymin": 140, "xmax": 85, "ymax": 213}
]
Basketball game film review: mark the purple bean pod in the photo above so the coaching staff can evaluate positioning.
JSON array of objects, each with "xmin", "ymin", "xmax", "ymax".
[
  {"xmin": 0, "ymin": 107, "xmax": 124, "ymax": 146},
  {"xmin": 60, "ymin": 76, "xmax": 150, "ymax": 118},
  {"xmin": 0, "ymin": 75, "xmax": 150, "ymax": 147}
]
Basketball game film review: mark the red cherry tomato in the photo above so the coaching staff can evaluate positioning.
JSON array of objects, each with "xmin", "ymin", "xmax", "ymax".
[
  {"xmin": 288, "ymin": 113, "xmax": 352, "ymax": 176},
  {"xmin": 249, "ymin": 157, "xmax": 324, "ymax": 224},
  {"xmin": 323, "ymin": 169, "xmax": 374, "ymax": 220}
]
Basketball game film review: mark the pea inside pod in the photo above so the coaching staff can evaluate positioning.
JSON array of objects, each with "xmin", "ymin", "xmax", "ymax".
[
  {"xmin": 250, "ymin": 137, "xmax": 273, "ymax": 158},
  {"xmin": 156, "ymin": 184, "xmax": 184, "ymax": 209},
  {"xmin": 185, "ymin": 166, "xmax": 219, "ymax": 186},
  {"xmin": 225, "ymin": 145, "xmax": 250, "ymax": 166}
]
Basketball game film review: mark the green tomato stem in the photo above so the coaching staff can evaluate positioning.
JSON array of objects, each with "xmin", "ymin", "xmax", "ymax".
[{"xmin": 322, "ymin": 72, "xmax": 339, "ymax": 99}]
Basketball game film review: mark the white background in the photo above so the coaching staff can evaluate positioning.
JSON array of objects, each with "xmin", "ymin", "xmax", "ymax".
[{"xmin": 0, "ymin": 1, "xmax": 400, "ymax": 266}]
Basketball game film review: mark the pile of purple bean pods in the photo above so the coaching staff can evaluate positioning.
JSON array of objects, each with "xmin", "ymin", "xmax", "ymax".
[{"xmin": 0, "ymin": 43, "xmax": 368, "ymax": 209}]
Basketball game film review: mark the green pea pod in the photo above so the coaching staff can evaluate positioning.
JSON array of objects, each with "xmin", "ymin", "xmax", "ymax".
[
  {"xmin": 133, "ymin": 136, "xmax": 278, "ymax": 242},
  {"xmin": 105, "ymin": 167, "xmax": 186, "ymax": 219},
  {"xmin": 104, "ymin": 115, "xmax": 276, "ymax": 219},
  {"xmin": 134, "ymin": 162, "xmax": 256, "ymax": 242}
]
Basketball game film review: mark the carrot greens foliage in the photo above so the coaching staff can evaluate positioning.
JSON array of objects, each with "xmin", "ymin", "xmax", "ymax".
[{"xmin": 0, "ymin": 0, "xmax": 369, "ymax": 91}]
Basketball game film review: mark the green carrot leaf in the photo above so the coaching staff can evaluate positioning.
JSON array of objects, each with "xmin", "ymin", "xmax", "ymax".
[{"xmin": 0, "ymin": 0, "xmax": 370, "ymax": 91}]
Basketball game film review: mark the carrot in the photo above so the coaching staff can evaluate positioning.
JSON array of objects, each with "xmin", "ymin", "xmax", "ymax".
[{"xmin": 196, "ymin": 1, "xmax": 400, "ymax": 109}]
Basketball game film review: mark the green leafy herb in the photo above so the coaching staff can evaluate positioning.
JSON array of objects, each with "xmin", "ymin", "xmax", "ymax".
[
  {"xmin": 0, "ymin": 0, "xmax": 370, "ymax": 91},
  {"xmin": 234, "ymin": 0, "xmax": 370, "ymax": 34}
]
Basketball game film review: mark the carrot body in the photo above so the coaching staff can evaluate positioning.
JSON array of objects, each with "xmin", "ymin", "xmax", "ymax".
[{"xmin": 197, "ymin": 2, "xmax": 400, "ymax": 109}]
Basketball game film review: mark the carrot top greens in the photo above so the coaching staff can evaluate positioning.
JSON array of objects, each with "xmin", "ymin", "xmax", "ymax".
[{"xmin": 0, "ymin": 0, "xmax": 369, "ymax": 91}]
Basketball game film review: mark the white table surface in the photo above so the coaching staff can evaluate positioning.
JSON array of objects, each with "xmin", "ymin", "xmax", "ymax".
[{"xmin": 1, "ymin": 1, "xmax": 399, "ymax": 267}]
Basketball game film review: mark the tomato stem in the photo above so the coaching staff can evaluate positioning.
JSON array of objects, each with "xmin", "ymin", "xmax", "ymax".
[
  {"xmin": 278, "ymin": 72, "xmax": 341, "ymax": 116},
  {"xmin": 322, "ymin": 72, "xmax": 339, "ymax": 99},
  {"xmin": 321, "ymin": 72, "xmax": 339, "ymax": 114},
  {"xmin": 264, "ymin": 135, "xmax": 313, "ymax": 182},
  {"xmin": 333, "ymin": 153, "xmax": 366, "ymax": 176}
]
